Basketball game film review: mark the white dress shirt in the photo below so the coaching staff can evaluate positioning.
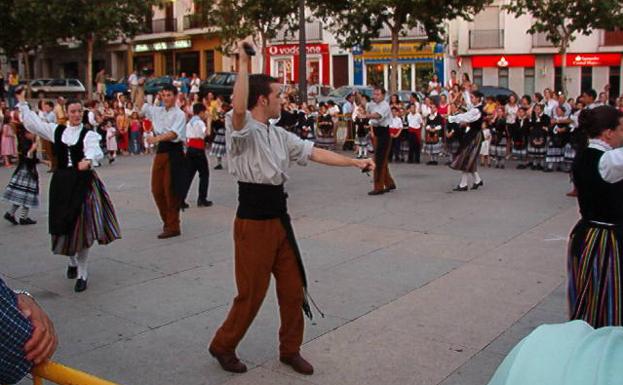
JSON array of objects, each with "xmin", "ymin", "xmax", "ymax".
[
  {"xmin": 140, "ymin": 103, "xmax": 186, "ymax": 143},
  {"xmin": 366, "ymin": 100, "xmax": 392, "ymax": 127},
  {"xmin": 18, "ymin": 102, "xmax": 103, "ymax": 164},
  {"xmin": 407, "ymin": 113, "xmax": 423, "ymax": 128},
  {"xmin": 448, "ymin": 104, "xmax": 482, "ymax": 125},
  {"xmin": 186, "ymin": 116, "xmax": 206, "ymax": 139},
  {"xmin": 593, "ymin": 139, "xmax": 623, "ymax": 184}
]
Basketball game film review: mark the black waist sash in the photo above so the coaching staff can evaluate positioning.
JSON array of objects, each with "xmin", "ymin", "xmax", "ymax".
[
  {"xmin": 236, "ymin": 182, "xmax": 323, "ymax": 320},
  {"xmin": 157, "ymin": 141, "xmax": 191, "ymax": 204},
  {"xmin": 49, "ymin": 168, "xmax": 92, "ymax": 235}
]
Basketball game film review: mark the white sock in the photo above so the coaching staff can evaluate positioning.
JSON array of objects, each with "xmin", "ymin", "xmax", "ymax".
[
  {"xmin": 69, "ymin": 256, "xmax": 78, "ymax": 267},
  {"xmin": 9, "ymin": 204, "xmax": 19, "ymax": 216},
  {"xmin": 473, "ymin": 172, "xmax": 482, "ymax": 184},
  {"xmin": 460, "ymin": 173, "xmax": 469, "ymax": 188},
  {"xmin": 77, "ymin": 249, "xmax": 89, "ymax": 280}
]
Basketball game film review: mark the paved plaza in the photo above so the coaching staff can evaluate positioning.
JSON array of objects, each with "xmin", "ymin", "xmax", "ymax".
[{"xmin": 1, "ymin": 153, "xmax": 576, "ymax": 385}]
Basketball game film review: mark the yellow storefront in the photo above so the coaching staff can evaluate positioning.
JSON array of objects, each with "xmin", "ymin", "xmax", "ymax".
[{"xmin": 131, "ymin": 35, "xmax": 223, "ymax": 79}]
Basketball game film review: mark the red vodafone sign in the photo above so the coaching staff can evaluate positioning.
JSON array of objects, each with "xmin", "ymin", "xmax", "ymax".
[
  {"xmin": 267, "ymin": 43, "xmax": 329, "ymax": 56},
  {"xmin": 554, "ymin": 53, "xmax": 622, "ymax": 67},
  {"xmin": 471, "ymin": 55, "xmax": 536, "ymax": 68}
]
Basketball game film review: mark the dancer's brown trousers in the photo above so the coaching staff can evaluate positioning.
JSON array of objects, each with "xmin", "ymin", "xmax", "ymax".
[
  {"xmin": 211, "ymin": 218, "xmax": 305, "ymax": 357},
  {"xmin": 151, "ymin": 153, "xmax": 180, "ymax": 233}
]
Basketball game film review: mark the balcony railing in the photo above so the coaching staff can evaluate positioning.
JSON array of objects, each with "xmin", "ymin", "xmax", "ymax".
[
  {"xmin": 150, "ymin": 18, "xmax": 177, "ymax": 33},
  {"xmin": 183, "ymin": 14, "xmax": 207, "ymax": 30},
  {"xmin": 469, "ymin": 29, "xmax": 504, "ymax": 49},
  {"xmin": 532, "ymin": 32, "xmax": 555, "ymax": 47},
  {"xmin": 603, "ymin": 29, "xmax": 623, "ymax": 46}
]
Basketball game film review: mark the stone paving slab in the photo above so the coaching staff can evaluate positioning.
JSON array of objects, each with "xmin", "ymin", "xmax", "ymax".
[{"xmin": 0, "ymin": 153, "xmax": 577, "ymax": 385}]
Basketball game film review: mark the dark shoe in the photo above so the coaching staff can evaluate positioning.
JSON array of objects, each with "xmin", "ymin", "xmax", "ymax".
[
  {"xmin": 67, "ymin": 266, "xmax": 77, "ymax": 279},
  {"xmin": 387, "ymin": 184, "xmax": 397, "ymax": 191},
  {"xmin": 181, "ymin": 202, "xmax": 189, "ymax": 209},
  {"xmin": 19, "ymin": 217, "xmax": 37, "ymax": 225},
  {"xmin": 4, "ymin": 212, "xmax": 18, "ymax": 225},
  {"xmin": 517, "ymin": 164, "xmax": 526, "ymax": 169},
  {"xmin": 214, "ymin": 164, "xmax": 223, "ymax": 170},
  {"xmin": 280, "ymin": 353, "xmax": 314, "ymax": 375},
  {"xmin": 426, "ymin": 161, "xmax": 434, "ymax": 165},
  {"xmin": 431, "ymin": 161, "xmax": 438, "ymax": 165},
  {"xmin": 157, "ymin": 231, "xmax": 181, "ymax": 239},
  {"xmin": 471, "ymin": 180, "xmax": 484, "ymax": 190},
  {"xmin": 500, "ymin": 164, "xmax": 505, "ymax": 169},
  {"xmin": 209, "ymin": 346, "xmax": 247, "ymax": 373},
  {"xmin": 495, "ymin": 164, "xmax": 500, "ymax": 168},
  {"xmin": 74, "ymin": 278, "xmax": 88, "ymax": 292},
  {"xmin": 536, "ymin": 164, "xmax": 544, "ymax": 171},
  {"xmin": 368, "ymin": 190, "xmax": 385, "ymax": 196},
  {"xmin": 453, "ymin": 185, "xmax": 468, "ymax": 192},
  {"xmin": 197, "ymin": 200, "xmax": 213, "ymax": 207},
  {"xmin": 543, "ymin": 168, "xmax": 553, "ymax": 173}
]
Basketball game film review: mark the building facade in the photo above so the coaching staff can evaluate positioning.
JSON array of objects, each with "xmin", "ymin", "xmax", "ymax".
[{"xmin": 447, "ymin": 1, "xmax": 623, "ymax": 99}]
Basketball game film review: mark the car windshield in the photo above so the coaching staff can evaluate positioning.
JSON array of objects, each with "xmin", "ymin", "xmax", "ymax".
[
  {"xmin": 206, "ymin": 73, "xmax": 231, "ymax": 85},
  {"xmin": 328, "ymin": 86, "xmax": 352, "ymax": 98}
]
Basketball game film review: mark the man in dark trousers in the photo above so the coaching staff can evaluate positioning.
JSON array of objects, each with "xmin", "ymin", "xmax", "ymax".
[
  {"xmin": 364, "ymin": 86, "xmax": 396, "ymax": 195},
  {"xmin": 185, "ymin": 103, "xmax": 212, "ymax": 207},
  {"xmin": 209, "ymin": 42, "xmax": 374, "ymax": 376}
]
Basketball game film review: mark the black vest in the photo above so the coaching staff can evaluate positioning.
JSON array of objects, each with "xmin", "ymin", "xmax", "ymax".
[
  {"xmin": 573, "ymin": 147, "xmax": 623, "ymax": 224},
  {"xmin": 460, "ymin": 104, "xmax": 484, "ymax": 145},
  {"xmin": 53, "ymin": 125, "xmax": 89, "ymax": 169}
]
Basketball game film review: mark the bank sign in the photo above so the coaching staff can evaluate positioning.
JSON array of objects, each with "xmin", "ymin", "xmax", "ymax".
[{"xmin": 554, "ymin": 53, "xmax": 622, "ymax": 67}]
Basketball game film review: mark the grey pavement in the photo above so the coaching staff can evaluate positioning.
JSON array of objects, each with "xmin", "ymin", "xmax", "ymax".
[{"xmin": 0, "ymin": 152, "xmax": 576, "ymax": 385}]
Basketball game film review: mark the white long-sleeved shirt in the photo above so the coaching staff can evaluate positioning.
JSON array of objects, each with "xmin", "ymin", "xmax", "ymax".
[
  {"xmin": 448, "ymin": 104, "xmax": 482, "ymax": 125},
  {"xmin": 593, "ymin": 139, "xmax": 623, "ymax": 184},
  {"xmin": 186, "ymin": 116, "xmax": 207, "ymax": 139},
  {"xmin": 18, "ymin": 102, "xmax": 103, "ymax": 165},
  {"xmin": 140, "ymin": 103, "xmax": 186, "ymax": 143},
  {"xmin": 407, "ymin": 113, "xmax": 423, "ymax": 129}
]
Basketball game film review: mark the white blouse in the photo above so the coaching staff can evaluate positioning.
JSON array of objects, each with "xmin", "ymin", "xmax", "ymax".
[{"xmin": 18, "ymin": 102, "xmax": 104, "ymax": 164}]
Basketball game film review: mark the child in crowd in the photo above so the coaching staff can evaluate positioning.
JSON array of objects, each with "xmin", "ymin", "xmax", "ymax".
[
  {"xmin": 104, "ymin": 119, "xmax": 117, "ymax": 164},
  {"xmin": 480, "ymin": 120, "xmax": 492, "ymax": 167},
  {"xmin": 389, "ymin": 107, "xmax": 404, "ymax": 162},
  {"xmin": 424, "ymin": 104, "xmax": 442, "ymax": 165}
]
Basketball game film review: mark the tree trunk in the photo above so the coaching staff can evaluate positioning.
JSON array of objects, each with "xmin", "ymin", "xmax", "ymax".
[
  {"xmin": 560, "ymin": 36, "xmax": 568, "ymax": 96},
  {"xmin": 22, "ymin": 49, "xmax": 32, "ymax": 99},
  {"xmin": 86, "ymin": 33, "xmax": 94, "ymax": 100},
  {"xmin": 260, "ymin": 31, "xmax": 267, "ymax": 74},
  {"xmin": 298, "ymin": 0, "xmax": 307, "ymax": 104},
  {"xmin": 390, "ymin": 26, "xmax": 400, "ymax": 94}
]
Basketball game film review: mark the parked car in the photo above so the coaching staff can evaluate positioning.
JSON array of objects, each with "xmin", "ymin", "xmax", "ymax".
[
  {"xmin": 34, "ymin": 78, "xmax": 86, "ymax": 98},
  {"xmin": 306, "ymin": 84, "xmax": 333, "ymax": 104},
  {"xmin": 316, "ymin": 85, "xmax": 374, "ymax": 107},
  {"xmin": 29, "ymin": 79, "xmax": 53, "ymax": 95},
  {"xmin": 144, "ymin": 75, "xmax": 173, "ymax": 95},
  {"xmin": 478, "ymin": 86, "xmax": 517, "ymax": 104},
  {"xmin": 199, "ymin": 72, "xmax": 237, "ymax": 101},
  {"xmin": 105, "ymin": 77, "xmax": 129, "ymax": 99}
]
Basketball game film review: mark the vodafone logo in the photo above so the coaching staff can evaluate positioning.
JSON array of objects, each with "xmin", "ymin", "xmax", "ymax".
[{"xmin": 267, "ymin": 44, "xmax": 326, "ymax": 56}]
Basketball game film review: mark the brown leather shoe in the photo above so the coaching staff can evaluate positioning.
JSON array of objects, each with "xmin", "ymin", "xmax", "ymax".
[
  {"xmin": 209, "ymin": 346, "xmax": 247, "ymax": 373},
  {"xmin": 280, "ymin": 353, "xmax": 314, "ymax": 375},
  {"xmin": 368, "ymin": 189, "xmax": 385, "ymax": 196},
  {"xmin": 157, "ymin": 231, "xmax": 181, "ymax": 239}
]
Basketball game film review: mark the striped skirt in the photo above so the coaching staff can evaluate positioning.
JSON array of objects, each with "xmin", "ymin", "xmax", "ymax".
[
  {"xmin": 424, "ymin": 141, "xmax": 442, "ymax": 155},
  {"xmin": 450, "ymin": 131, "xmax": 482, "ymax": 173},
  {"xmin": 490, "ymin": 138, "xmax": 508, "ymax": 158},
  {"xmin": 315, "ymin": 135, "xmax": 336, "ymax": 150},
  {"xmin": 568, "ymin": 220, "xmax": 623, "ymax": 327},
  {"xmin": 528, "ymin": 144, "xmax": 546, "ymax": 158},
  {"xmin": 546, "ymin": 143, "xmax": 564, "ymax": 163},
  {"xmin": 564, "ymin": 143, "xmax": 576, "ymax": 164},
  {"xmin": 52, "ymin": 173, "xmax": 121, "ymax": 256},
  {"xmin": 3, "ymin": 166, "xmax": 39, "ymax": 208},
  {"xmin": 209, "ymin": 130, "xmax": 227, "ymax": 158}
]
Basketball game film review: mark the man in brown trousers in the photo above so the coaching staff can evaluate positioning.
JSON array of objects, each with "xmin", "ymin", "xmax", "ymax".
[
  {"xmin": 208, "ymin": 42, "xmax": 374, "ymax": 376},
  {"xmin": 137, "ymin": 84, "xmax": 189, "ymax": 239}
]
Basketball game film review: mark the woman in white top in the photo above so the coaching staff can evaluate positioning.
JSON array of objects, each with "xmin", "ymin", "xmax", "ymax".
[
  {"xmin": 190, "ymin": 73, "xmax": 201, "ymax": 96},
  {"xmin": 505, "ymin": 94, "xmax": 519, "ymax": 126},
  {"xmin": 428, "ymin": 74, "xmax": 441, "ymax": 96}
]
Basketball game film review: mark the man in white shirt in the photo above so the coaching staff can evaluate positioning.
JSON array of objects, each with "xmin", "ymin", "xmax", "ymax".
[
  {"xmin": 137, "ymin": 84, "xmax": 189, "ymax": 239},
  {"xmin": 128, "ymin": 70, "xmax": 139, "ymax": 104},
  {"xmin": 184, "ymin": 103, "xmax": 212, "ymax": 207}
]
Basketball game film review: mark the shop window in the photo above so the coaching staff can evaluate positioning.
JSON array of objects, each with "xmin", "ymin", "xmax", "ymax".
[
  {"xmin": 275, "ymin": 59, "xmax": 293, "ymax": 84},
  {"xmin": 307, "ymin": 59, "xmax": 320, "ymax": 84},
  {"xmin": 610, "ymin": 66, "xmax": 620, "ymax": 99},
  {"xmin": 498, "ymin": 67, "xmax": 509, "ymax": 88},
  {"xmin": 176, "ymin": 52, "xmax": 199, "ymax": 76},
  {"xmin": 401, "ymin": 65, "xmax": 412, "ymax": 91},
  {"xmin": 581, "ymin": 67, "xmax": 593, "ymax": 93},
  {"xmin": 366, "ymin": 64, "xmax": 384, "ymax": 88},
  {"xmin": 554, "ymin": 67, "xmax": 562, "ymax": 93},
  {"xmin": 165, "ymin": 52, "xmax": 175, "ymax": 76},
  {"xmin": 524, "ymin": 67, "xmax": 535, "ymax": 97},
  {"xmin": 135, "ymin": 55, "xmax": 154, "ymax": 75},
  {"xmin": 473, "ymin": 68, "xmax": 483, "ymax": 87},
  {"xmin": 415, "ymin": 62, "xmax": 434, "ymax": 93}
]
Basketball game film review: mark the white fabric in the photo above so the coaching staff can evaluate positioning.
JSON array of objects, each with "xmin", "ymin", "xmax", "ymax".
[
  {"xmin": 407, "ymin": 113, "xmax": 423, "ymax": 128},
  {"xmin": 18, "ymin": 102, "xmax": 103, "ymax": 163},
  {"xmin": 77, "ymin": 248, "xmax": 89, "ymax": 280},
  {"xmin": 592, "ymin": 139, "xmax": 623, "ymax": 184},
  {"xmin": 128, "ymin": 73, "xmax": 139, "ymax": 86},
  {"xmin": 185, "ymin": 116, "xmax": 207, "ymax": 139},
  {"xmin": 366, "ymin": 100, "xmax": 392, "ymax": 127},
  {"xmin": 190, "ymin": 78, "xmax": 201, "ymax": 93},
  {"xmin": 448, "ymin": 104, "xmax": 482, "ymax": 125},
  {"xmin": 225, "ymin": 110, "xmax": 314, "ymax": 185},
  {"xmin": 389, "ymin": 117, "xmax": 403, "ymax": 129},
  {"xmin": 505, "ymin": 103, "xmax": 518, "ymax": 124},
  {"xmin": 140, "ymin": 103, "xmax": 186, "ymax": 143}
]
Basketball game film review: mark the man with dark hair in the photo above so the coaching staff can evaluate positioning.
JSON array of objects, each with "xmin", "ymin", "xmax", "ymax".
[
  {"xmin": 184, "ymin": 103, "xmax": 212, "ymax": 207},
  {"xmin": 209, "ymin": 42, "xmax": 374, "ymax": 376},
  {"xmin": 362, "ymin": 86, "xmax": 395, "ymax": 195},
  {"xmin": 137, "ymin": 83, "xmax": 189, "ymax": 239}
]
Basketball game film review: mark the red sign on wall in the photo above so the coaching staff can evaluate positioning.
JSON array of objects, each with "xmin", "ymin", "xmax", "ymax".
[
  {"xmin": 554, "ymin": 53, "xmax": 622, "ymax": 67},
  {"xmin": 265, "ymin": 43, "xmax": 331, "ymax": 85},
  {"xmin": 266, "ymin": 43, "xmax": 329, "ymax": 56},
  {"xmin": 471, "ymin": 55, "xmax": 536, "ymax": 68}
]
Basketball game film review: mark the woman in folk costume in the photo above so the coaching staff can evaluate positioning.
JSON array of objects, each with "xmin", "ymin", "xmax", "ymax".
[
  {"xmin": 448, "ymin": 91, "xmax": 485, "ymax": 191},
  {"xmin": 209, "ymin": 103, "xmax": 229, "ymax": 170},
  {"xmin": 527, "ymin": 103, "xmax": 549, "ymax": 170},
  {"xmin": 16, "ymin": 90, "xmax": 120, "ymax": 292},
  {"xmin": 510, "ymin": 107, "xmax": 531, "ymax": 169},
  {"xmin": 424, "ymin": 104, "xmax": 443, "ymax": 165},
  {"xmin": 568, "ymin": 105, "xmax": 623, "ymax": 327},
  {"xmin": 490, "ymin": 106, "xmax": 510, "ymax": 168},
  {"xmin": 3, "ymin": 119, "xmax": 38, "ymax": 225},
  {"xmin": 545, "ymin": 106, "xmax": 571, "ymax": 172}
]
